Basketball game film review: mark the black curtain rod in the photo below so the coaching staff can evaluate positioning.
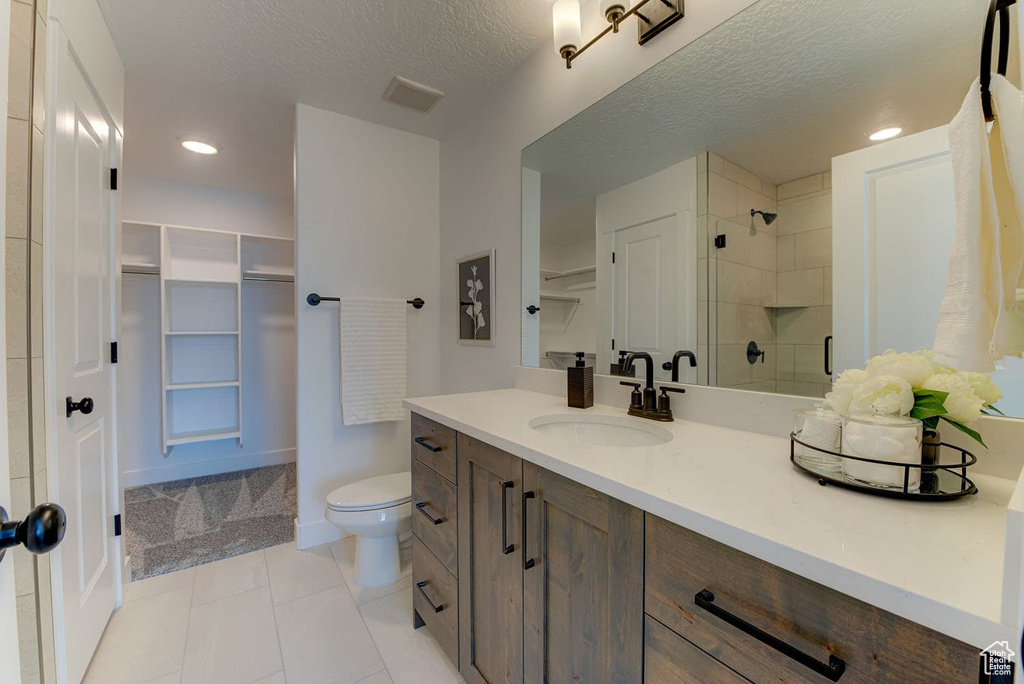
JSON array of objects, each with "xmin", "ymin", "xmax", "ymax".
[{"xmin": 306, "ymin": 293, "xmax": 425, "ymax": 309}]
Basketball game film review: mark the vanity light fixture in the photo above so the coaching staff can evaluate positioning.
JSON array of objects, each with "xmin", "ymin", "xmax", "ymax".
[
  {"xmin": 553, "ymin": 0, "xmax": 684, "ymax": 69},
  {"xmin": 868, "ymin": 127, "xmax": 903, "ymax": 142},
  {"xmin": 180, "ymin": 138, "xmax": 219, "ymax": 155}
]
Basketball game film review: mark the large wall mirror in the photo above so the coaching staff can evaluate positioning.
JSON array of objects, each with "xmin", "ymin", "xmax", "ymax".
[{"xmin": 521, "ymin": 0, "xmax": 1024, "ymax": 417}]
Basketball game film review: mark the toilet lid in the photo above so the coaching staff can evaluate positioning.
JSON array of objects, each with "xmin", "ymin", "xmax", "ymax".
[{"xmin": 326, "ymin": 471, "xmax": 411, "ymax": 512}]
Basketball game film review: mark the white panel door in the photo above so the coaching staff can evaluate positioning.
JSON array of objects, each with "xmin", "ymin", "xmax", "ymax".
[
  {"xmin": 52, "ymin": 31, "xmax": 118, "ymax": 684},
  {"xmin": 832, "ymin": 125, "xmax": 1024, "ymax": 415},
  {"xmin": 612, "ymin": 216, "xmax": 677, "ymax": 377}
]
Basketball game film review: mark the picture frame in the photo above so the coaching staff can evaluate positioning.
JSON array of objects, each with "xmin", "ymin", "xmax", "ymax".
[{"xmin": 457, "ymin": 249, "xmax": 495, "ymax": 346}]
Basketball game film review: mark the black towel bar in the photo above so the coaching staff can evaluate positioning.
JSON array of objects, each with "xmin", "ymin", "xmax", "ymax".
[{"xmin": 306, "ymin": 293, "xmax": 424, "ymax": 309}]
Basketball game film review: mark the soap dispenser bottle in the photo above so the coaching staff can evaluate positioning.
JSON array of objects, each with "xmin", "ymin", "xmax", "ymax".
[{"xmin": 567, "ymin": 352, "xmax": 594, "ymax": 409}]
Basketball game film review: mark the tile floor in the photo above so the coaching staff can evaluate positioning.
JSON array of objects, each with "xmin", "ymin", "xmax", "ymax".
[{"xmin": 83, "ymin": 538, "xmax": 465, "ymax": 684}]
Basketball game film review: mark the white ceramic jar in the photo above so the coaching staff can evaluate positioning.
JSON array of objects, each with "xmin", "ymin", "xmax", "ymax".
[{"xmin": 841, "ymin": 415, "xmax": 923, "ymax": 491}]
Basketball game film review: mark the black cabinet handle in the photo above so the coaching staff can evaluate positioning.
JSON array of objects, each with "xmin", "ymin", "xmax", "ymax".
[
  {"xmin": 416, "ymin": 581, "xmax": 443, "ymax": 613},
  {"xmin": 66, "ymin": 396, "xmax": 94, "ymax": 418},
  {"xmin": 0, "ymin": 503, "xmax": 66, "ymax": 565},
  {"xmin": 526, "ymin": 305, "xmax": 540, "ymax": 315},
  {"xmin": 824, "ymin": 335, "xmax": 833, "ymax": 376},
  {"xmin": 522, "ymin": 491, "xmax": 535, "ymax": 570},
  {"xmin": 415, "ymin": 502, "xmax": 443, "ymax": 525},
  {"xmin": 414, "ymin": 436, "xmax": 442, "ymax": 453},
  {"xmin": 695, "ymin": 590, "xmax": 846, "ymax": 681},
  {"xmin": 501, "ymin": 481, "xmax": 514, "ymax": 555}
]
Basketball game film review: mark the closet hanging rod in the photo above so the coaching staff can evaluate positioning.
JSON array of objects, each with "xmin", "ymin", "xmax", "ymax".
[
  {"xmin": 306, "ymin": 293, "xmax": 425, "ymax": 309},
  {"xmin": 121, "ymin": 268, "xmax": 295, "ymax": 283}
]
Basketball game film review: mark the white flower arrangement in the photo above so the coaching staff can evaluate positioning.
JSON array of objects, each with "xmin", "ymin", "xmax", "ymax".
[{"xmin": 825, "ymin": 349, "xmax": 1002, "ymax": 446}]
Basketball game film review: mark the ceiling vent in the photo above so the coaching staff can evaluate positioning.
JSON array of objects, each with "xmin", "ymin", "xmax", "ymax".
[{"xmin": 382, "ymin": 76, "xmax": 445, "ymax": 114}]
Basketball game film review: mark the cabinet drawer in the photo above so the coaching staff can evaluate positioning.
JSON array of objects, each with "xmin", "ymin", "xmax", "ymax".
[
  {"xmin": 645, "ymin": 616, "xmax": 750, "ymax": 683},
  {"xmin": 411, "ymin": 413, "xmax": 457, "ymax": 484},
  {"xmin": 413, "ymin": 536, "xmax": 458, "ymax": 667},
  {"xmin": 645, "ymin": 515, "xmax": 978, "ymax": 684},
  {"xmin": 412, "ymin": 459, "xmax": 458, "ymax": 577}
]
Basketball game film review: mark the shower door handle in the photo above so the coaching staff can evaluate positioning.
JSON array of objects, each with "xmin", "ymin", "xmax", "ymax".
[{"xmin": 824, "ymin": 336, "xmax": 833, "ymax": 376}]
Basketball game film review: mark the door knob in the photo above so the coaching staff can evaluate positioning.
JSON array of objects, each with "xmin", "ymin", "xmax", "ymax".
[
  {"xmin": 66, "ymin": 396, "xmax": 95, "ymax": 417},
  {"xmin": 0, "ymin": 503, "xmax": 66, "ymax": 564}
]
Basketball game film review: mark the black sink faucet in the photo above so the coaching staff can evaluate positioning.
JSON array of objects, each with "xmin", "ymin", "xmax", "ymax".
[
  {"xmin": 661, "ymin": 350, "xmax": 698, "ymax": 382},
  {"xmin": 622, "ymin": 352, "xmax": 656, "ymax": 411}
]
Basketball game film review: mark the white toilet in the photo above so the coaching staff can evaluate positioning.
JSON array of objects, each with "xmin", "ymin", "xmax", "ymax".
[{"xmin": 325, "ymin": 471, "xmax": 412, "ymax": 588}]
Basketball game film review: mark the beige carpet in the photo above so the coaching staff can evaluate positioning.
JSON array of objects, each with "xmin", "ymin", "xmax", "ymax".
[{"xmin": 125, "ymin": 463, "xmax": 296, "ymax": 580}]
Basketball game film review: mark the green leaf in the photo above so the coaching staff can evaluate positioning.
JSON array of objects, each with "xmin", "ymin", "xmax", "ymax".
[
  {"xmin": 984, "ymin": 404, "xmax": 1006, "ymax": 416},
  {"xmin": 922, "ymin": 416, "xmax": 940, "ymax": 430},
  {"xmin": 939, "ymin": 417, "xmax": 987, "ymax": 448},
  {"xmin": 913, "ymin": 388, "xmax": 949, "ymax": 402},
  {"xmin": 910, "ymin": 393, "xmax": 948, "ymax": 421}
]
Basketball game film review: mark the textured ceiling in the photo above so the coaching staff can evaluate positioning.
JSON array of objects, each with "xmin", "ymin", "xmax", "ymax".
[
  {"xmin": 100, "ymin": 0, "xmax": 551, "ymax": 142},
  {"xmin": 123, "ymin": 76, "xmax": 295, "ymax": 198},
  {"xmin": 523, "ymin": 0, "xmax": 1021, "ymax": 201}
]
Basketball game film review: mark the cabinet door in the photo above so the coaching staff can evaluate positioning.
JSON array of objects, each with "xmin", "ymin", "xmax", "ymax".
[
  {"xmin": 522, "ymin": 463, "xmax": 644, "ymax": 683},
  {"xmin": 458, "ymin": 434, "xmax": 524, "ymax": 684}
]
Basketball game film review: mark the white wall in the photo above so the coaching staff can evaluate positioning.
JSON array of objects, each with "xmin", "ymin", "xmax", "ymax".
[
  {"xmin": 119, "ymin": 174, "xmax": 296, "ymax": 486},
  {"xmin": 294, "ymin": 104, "xmax": 440, "ymax": 549},
  {"xmin": 124, "ymin": 174, "xmax": 293, "ymax": 238},
  {"xmin": 439, "ymin": 0, "xmax": 758, "ymax": 393}
]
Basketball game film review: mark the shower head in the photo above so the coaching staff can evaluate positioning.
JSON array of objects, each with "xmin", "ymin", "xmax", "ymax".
[{"xmin": 750, "ymin": 209, "xmax": 778, "ymax": 225}]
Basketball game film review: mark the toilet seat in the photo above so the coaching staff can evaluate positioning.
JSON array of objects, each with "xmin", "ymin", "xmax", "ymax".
[{"xmin": 326, "ymin": 471, "xmax": 411, "ymax": 512}]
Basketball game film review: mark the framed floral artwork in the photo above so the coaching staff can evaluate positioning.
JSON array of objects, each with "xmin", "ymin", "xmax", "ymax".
[{"xmin": 457, "ymin": 249, "xmax": 494, "ymax": 346}]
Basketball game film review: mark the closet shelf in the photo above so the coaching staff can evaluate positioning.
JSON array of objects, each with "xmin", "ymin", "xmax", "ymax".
[
  {"xmin": 543, "ymin": 266, "xmax": 596, "ymax": 282},
  {"xmin": 165, "ymin": 381, "xmax": 240, "ymax": 391},
  {"xmin": 165, "ymin": 330, "xmax": 239, "ymax": 336},
  {"xmin": 166, "ymin": 427, "xmax": 241, "ymax": 447},
  {"xmin": 243, "ymin": 270, "xmax": 294, "ymax": 283}
]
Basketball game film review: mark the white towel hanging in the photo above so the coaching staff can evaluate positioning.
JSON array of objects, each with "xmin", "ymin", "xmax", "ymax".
[{"xmin": 339, "ymin": 297, "xmax": 408, "ymax": 425}]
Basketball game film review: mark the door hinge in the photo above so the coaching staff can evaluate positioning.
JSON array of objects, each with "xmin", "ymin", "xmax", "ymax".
[
  {"xmin": 612, "ymin": 252, "xmax": 616, "ymax": 264},
  {"xmin": 110, "ymin": 168, "xmax": 118, "ymax": 190},
  {"xmin": 714, "ymin": 234, "xmax": 726, "ymax": 249},
  {"xmin": 110, "ymin": 341, "xmax": 118, "ymax": 364},
  {"xmin": 113, "ymin": 514, "xmax": 122, "ymax": 537}
]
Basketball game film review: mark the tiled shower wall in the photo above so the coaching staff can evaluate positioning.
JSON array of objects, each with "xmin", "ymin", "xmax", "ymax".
[
  {"xmin": 706, "ymin": 152, "xmax": 778, "ymax": 392},
  {"xmin": 7, "ymin": 0, "xmax": 55, "ymax": 681},
  {"xmin": 774, "ymin": 173, "xmax": 833, "ymax": 398},
  {"xmin": 699, "ymin": 151, "xmax": 834, "ymax": 398}
]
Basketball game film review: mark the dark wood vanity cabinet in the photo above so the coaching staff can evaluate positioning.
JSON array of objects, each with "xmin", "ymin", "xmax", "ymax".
[
  {"xmin": 644, "ymin": 514, "xmax": 979, "ymax": 684},
  {"xmin": 457, "ymin": 433, "xmax": 526, "ymax": 684},
  {"xmin": 522, "ymin": 462, "xmax": 644, "ymax": 683},
  {"xmin": 411, "ymin": 413, "xmax": 981, "ymax": 684}
]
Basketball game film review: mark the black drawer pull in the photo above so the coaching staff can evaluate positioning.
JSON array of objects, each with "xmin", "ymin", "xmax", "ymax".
[
  {"xmin": 415, "ymin": 502, "xmax": 444, "ymax": 525},
  {"xmin": 501, "ymin": 481, "xmax": 514, "ymax": 555},
  {"xmin": 416, "ymin": 581, "xmax": 443, "ymax": 613},
  {"xmin": 414, "ymin": 436, "xmax": 442, "ymax": 453},
  {"xmin": 694, "ymin": 589, "xmax": 846, "ymax": 682},
  {"xmin": 522, "ymin": 491, "xmax": 536, "ymax": 570}
]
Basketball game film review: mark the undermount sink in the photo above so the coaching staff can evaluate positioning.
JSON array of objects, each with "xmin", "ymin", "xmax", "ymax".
[{"xmin": 529, "ymin": 413, "xmax": 673, "ymax": 448}]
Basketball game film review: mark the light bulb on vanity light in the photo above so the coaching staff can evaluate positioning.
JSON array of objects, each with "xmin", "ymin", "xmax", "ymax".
[
  {"xmin": 600, "ymin": 0, "xmax": 627, "ymax": 28},
  {"xmin": 552, "ymin": 0, "xmax": 582, "ymax": 62}
]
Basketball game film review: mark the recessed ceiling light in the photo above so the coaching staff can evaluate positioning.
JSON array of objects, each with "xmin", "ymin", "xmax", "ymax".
[
  {"xmin": 180, "ymin": 139, "xmax": 218, "ymax": 155},
  {"xmin": 869, "ymin": 127, "xmax": 902, "ymax": 142}
]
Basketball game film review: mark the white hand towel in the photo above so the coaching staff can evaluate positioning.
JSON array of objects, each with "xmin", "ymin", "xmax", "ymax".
[
  {"xmin": 339, "ymin": 297, "xmax": 407, "ymax": 426},
  {"xmin": 934, "ymin": 76, "xmax": 1024, "ymax": 371}
]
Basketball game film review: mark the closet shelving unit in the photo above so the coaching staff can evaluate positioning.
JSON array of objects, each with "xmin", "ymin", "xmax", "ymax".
[{"xmin": 122, "ymin": 221, "xmax": 294, "ymax": 453}]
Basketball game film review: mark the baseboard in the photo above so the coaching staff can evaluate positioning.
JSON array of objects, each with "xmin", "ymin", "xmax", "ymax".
[
  {"xmin": 121, "ymin": 448, "xmax": 296, "ymax": 488},
  {"xmin": 294, "ymin": 516, "xmax": 347, "ymax": 550}
]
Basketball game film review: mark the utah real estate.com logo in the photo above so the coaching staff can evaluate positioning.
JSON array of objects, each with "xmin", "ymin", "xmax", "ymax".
[{"xmin": 981, "ymin": 640, "xmax": 1016, "ymax": 677}]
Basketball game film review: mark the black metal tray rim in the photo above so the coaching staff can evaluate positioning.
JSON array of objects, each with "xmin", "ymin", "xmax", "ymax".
[{"xmin": 790, "ymin": 431, "xmax": 978, "ymax": 501}]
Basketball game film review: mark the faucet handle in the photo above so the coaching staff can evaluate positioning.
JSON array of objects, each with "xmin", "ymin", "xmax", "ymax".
[
  {"xmin": 659, "ymin": 386, "xmax": 686, "ymax": 395},
  {"xmin": 619, "ymin": 381, "xmax": 640, "ymax": 389}
]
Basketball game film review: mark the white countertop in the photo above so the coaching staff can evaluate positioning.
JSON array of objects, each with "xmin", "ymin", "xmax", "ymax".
[{"xmin": 405, "ymin": 388, "xmax": 1020, "ymax": 649}]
